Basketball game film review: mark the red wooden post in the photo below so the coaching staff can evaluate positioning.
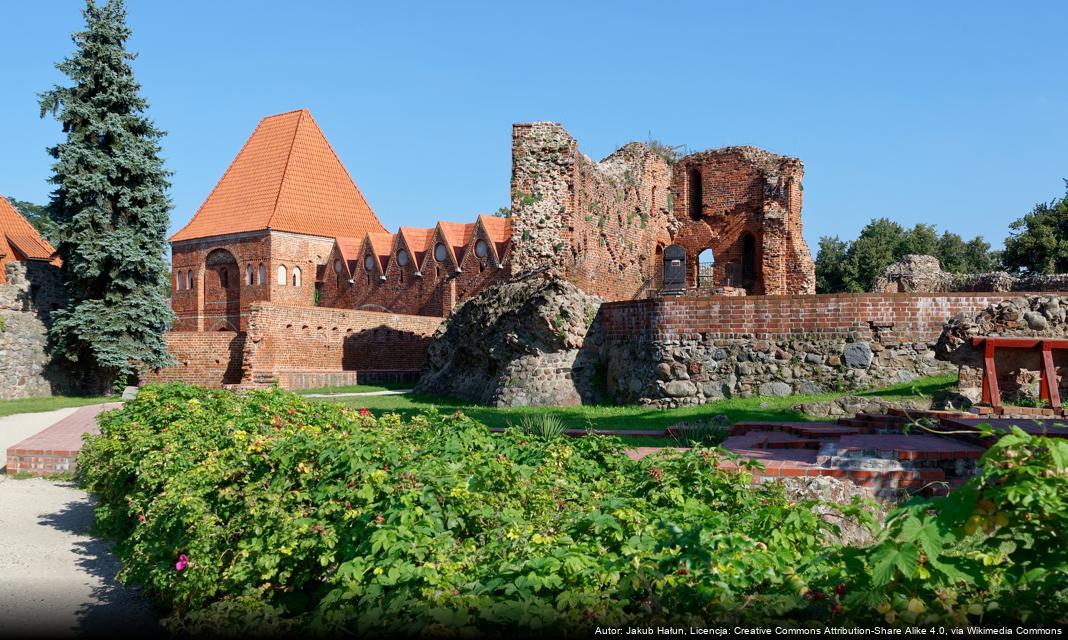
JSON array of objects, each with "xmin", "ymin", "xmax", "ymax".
[
  {"xmin": 982, "ymin": 339, "xmax": 1001, "ymax": 410},
  {"xmin": 1040, "ymin": 341, "xmax": 1062, "ymax": 409}
]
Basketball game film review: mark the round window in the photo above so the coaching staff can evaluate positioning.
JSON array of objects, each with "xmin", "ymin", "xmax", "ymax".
[
  {"xmin": 364, "ymin": 255, "xmax": 375, "ymax": 271},
  {"xmin": 334, "ymin": 259, "xmax": 342, "ymax": 273},
  {"xmin": 475, "ymin": 239, "xmax": 489, "ymax": 258},
  {"xmin": 434, "ymin": 243, "xmax": 447, "ymax": 262},
  {"xmin": 397, "ymin": 249, "xmax": 410, "ymax": 266}
]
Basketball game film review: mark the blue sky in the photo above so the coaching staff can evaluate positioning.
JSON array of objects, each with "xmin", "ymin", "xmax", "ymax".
[{"xmin": 2, "ymin": 0, "xmax": 1065, "ymax": 254}]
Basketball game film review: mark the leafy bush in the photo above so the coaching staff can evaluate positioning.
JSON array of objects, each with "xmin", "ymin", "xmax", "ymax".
[{"xmin": 78, "ymin": 384, "xmax": 1067, "ymax": 634}]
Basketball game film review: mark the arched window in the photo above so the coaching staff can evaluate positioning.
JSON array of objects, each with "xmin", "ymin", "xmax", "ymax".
[
  {"xmin": 187, "ymin": 270, "xmax": 194, "ymax": 289},
  {"xmin": 257, "ymin": 263, "xmax": 266, "ymax": 285},
  {"xmin": 434, "ymin": 243, "xmax": 447, "ymax": 262},
  {"xmin": 277, "ymin": 265, "xmax": 287, "ymax": 286},
  {"xmin": 697, "ymin": 248, "xmax": 714, "ymax": 290},
  {"xmin": 292, "ymin": 266, "xmax": 302, "ymax": 287},
  {"xmin": 364, "ymin": 255, "xmax": 375, "ymax": 271},
  {"xmin": 687, "ymin": 167, "xmax": 702, "ymax": 221},
  {"xmin": 177, "ymin": 271, "xmax": 186, "ymax": 290},
  {"xmin": 397, "ymin": 249, "xmax": 410, "ymax": 267},
  {"xmin": 334, "ymin": 259, "xmax": 343, "ymax": 274},
  {"xmin": 475, "ymin": 239, "xmax": 489, "ymax": 258},
  {"xmin": 246, "ymin": 264, "xmax": 253, "ymax": 286},
  {"xmin": 741, "ymin": 233, "xmax": 756, "ymax": 284}
]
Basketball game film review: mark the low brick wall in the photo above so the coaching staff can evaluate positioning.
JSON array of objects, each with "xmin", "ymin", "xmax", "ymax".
[
  {"xmin": 150, "ymin": 303, "xmax": 444, "ymax": 389},
  {"xmin": 597, "ymin": 292, "xmax": 1024, "ymax": 407},
  {"xmin": 143, "ymin": 331, "xmax": 247, "ymax": 387}
]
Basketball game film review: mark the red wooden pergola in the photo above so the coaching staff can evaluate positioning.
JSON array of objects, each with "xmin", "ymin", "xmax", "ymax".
[{"xmin": 971, "ymin": 337, "xmax": 1067, "ymax": 414}]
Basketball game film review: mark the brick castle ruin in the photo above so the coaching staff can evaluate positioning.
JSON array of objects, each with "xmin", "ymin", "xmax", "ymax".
[{"xmin": 3, "ymin": 109, "xmax": 1065, "ymax": 405}]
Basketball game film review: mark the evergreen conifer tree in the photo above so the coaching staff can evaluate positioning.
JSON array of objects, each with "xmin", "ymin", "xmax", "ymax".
[{"xmin": 39, "ymin": 0, "xmax": 173, "ymax": 387}]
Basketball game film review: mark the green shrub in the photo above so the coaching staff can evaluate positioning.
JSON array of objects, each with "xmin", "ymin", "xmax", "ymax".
[
  {"xmin": 517, "ymin": 413, "xmax": 566, "ymax": 439},
  {"xmin": 77, "ymin": 384, "xmax": 1067, "ymax": 634}
]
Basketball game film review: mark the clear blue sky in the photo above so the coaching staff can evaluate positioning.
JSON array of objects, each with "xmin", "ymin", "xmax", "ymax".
[{"xmin": 3, "ymin": 0, "xmax": 1065, "ymax": 255}]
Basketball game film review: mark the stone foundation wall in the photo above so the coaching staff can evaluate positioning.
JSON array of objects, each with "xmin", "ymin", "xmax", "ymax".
[
  {"xmin": 0, "ymin": 262, "xmax": 67, "ymax": 399},
  {"xmin": 597, "ymin": 292, "xmax": 1018, "ymax": 407}
]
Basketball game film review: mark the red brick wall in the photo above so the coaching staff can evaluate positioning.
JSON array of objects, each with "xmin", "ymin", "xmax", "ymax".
[
  {"xmin": 143, "ymin": 331, "xmax": 247, "ymax": 387},
  {"xmin": 672, "ymin": 148, "xmax": 814, "ymax": 295},
  {"xmin": 600, "ymin": 292, "xmax": 1019, "ymax": 342},
  {"xmin": 243, "ymin": 303, "xmax": 444, "ymax": 382}
]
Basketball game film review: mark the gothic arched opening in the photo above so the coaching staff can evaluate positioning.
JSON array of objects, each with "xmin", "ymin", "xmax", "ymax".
[{"xmin": 204, "ymin": 248, "xmax": 240, "ymax": 330}]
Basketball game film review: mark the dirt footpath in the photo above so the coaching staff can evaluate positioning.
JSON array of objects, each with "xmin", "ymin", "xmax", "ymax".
[{"xmin": 0, "ymin": 476, "xmax": 160, "ymax": 638}]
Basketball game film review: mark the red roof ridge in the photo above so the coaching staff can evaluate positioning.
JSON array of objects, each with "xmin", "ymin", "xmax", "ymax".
[{"xmin": 265, "ymin": 109, "xmax": 307, "ymax": 232}]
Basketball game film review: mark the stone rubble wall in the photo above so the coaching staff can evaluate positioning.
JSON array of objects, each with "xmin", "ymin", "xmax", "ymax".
[
  {"xmin": 934, "ymin": 294, "xmax": 1068, "ymax": 402},
  {"xmin": 0, "ymin": 262, "xmax": 68, "ymax": 399},
  {"xmin": 416, "ymin": 272, "xmax": 604, "ymax": 407},
  {"xmin": 596, "ymin": 292, "xmax": 1018, "ymax": 407},
  {"xmin": 873, "ymin": 254, "xmax": 1068, "ymax": 293}
]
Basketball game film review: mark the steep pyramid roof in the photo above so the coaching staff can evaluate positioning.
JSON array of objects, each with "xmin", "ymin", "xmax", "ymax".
[
  {"xmin": 0, "ymin": 196, "xmax": 58, "ymax": 262},
  {"xmin": 171, "ymin": 109, "xmax": 388, "ymax": 242}
]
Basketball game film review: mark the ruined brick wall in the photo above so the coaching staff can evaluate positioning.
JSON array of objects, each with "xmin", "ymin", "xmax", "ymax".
[
  {"xmin": 142, "ymin": 331, "xmax": 247, "ymax": 387},
  {"xmin": 508, "ymin": 124, "xmax": 815, "ymax": 301},
  {"xmin": 242, "ymin": 303, "xmax": 444, "ymax": 385},
  {"xmin": 510, "ymin": 123, "xmax": 675, "ymax": 301},
  {"xmin": 596, "ymin": 292, "xmax": 1017, "ymax": 406},
  {"xmin": 0, "ymin": 262, "xmax": 70, "ymax": 399},
  {"xmin": 672, "ymin": 147, "xmax": 814, "ymax": 295}
]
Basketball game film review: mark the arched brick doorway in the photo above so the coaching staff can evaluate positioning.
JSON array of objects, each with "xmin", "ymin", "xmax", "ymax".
[{"xmin": 204, "ymin": 248, "xmax": 240, "ymax": 331}]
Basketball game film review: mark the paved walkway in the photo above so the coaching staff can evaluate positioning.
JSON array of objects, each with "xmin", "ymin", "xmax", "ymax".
[
  {"xmin": 0, "ymin": 408, "xmax": 80, "ymax": 471},
  {"xmin": 0, "ymin": 476, "xmax": 160, "ymax": 637}
]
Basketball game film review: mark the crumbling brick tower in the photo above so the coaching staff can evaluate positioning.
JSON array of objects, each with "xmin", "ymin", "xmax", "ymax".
[
  {"xmin": 672, "ymin": 147, "xmax": 815, "ymax": 295},
  {"xmin": 509, "ymin": 123, "xmax": 815, "ymax": 300}
]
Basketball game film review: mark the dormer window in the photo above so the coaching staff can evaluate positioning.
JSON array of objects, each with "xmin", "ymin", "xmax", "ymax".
[
  {"xmin": 334, "ymin": 259, "xmax": 343, "ymax": 273},
  {"xmin": 364, "ymin": 255, "xmax": 375, "ymax": 271},
  {"xmin": 397, "ymin": 249, "xmax": 410, "ymax": 267},
  {"xmin": 475, "ymin": 239, "xmax": 489, "ymax": 258},
  {"xmin": 434, "ymin": 243, "xmax": 447, "ymax": 262}
]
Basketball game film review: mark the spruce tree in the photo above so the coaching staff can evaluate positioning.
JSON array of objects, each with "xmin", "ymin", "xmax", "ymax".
[{"xmin": 39, "ymin": 0, "xmax": 173, "ymax": 387}]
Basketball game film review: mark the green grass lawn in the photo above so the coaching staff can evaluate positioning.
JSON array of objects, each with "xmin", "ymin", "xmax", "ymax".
[
  {"xmin": 0, "ymin": 394, "xmax": 118, "ymax": 418},
  {"xmin": 310, "ymin": 373, "xmax": 957, "ymax": 443},
  {"xmin": 295, "ymin": 381, "xmax": 414, "ymax": 395}
]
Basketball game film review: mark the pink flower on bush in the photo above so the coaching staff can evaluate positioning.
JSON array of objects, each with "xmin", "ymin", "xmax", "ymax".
[{"xmin": 175, "ymin": 554, "xmax": 189, "ymax": 571}]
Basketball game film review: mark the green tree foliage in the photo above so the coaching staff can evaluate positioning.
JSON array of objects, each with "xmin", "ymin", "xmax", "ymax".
[
  {"xmin": 4, "ymin": 196, "xmax": 56, "ymax": 245},
  {"xmin": 38, "ymin": 0, "xmax": 173, "ymax": 384},
  {"xmin": 1001, "ymin": 184, "xmax": 1068, "ymax": 275},
  {"xmin": 79, "ymin": 385, "xmax": 1067, "ymax": 633},
  {"xmin": 815, "ymin": 218, "xmax": 1000, "ymax": 293}
]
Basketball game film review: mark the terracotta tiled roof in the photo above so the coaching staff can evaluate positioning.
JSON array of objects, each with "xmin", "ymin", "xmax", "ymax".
[
  {"xmin": 477, "ymin": 214, "xmax": 512, "ymax": 260},
  {"xmin": 335, "ymin": 236, "xmax": 363, "ymax": 274},
  {"xmin": 437, "ymin": 221, "xmax": 477, "ymax": 265},
  {"xmin": 171, "ymin": 109, "xmax": 387, "ymax": 242},
  {"xmin": 398, "ymin": 227, "xmax": 434, "ymax": 265},
  {"xmin": 365, "ymin": 232, "xmax": 394, "ymax": 273},
  {"xmin": 0, "ymin": 196, "xmax": 58, "ymax": 264}
]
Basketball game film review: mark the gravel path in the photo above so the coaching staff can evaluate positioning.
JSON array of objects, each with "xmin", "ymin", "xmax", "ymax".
[
  {"xmin": 0, "ymin": 476, "xmax": 161, "ymax": 637},
  {"xmin": 301, "ymin": 388, "xmax": 412, "ymax": 398}
]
